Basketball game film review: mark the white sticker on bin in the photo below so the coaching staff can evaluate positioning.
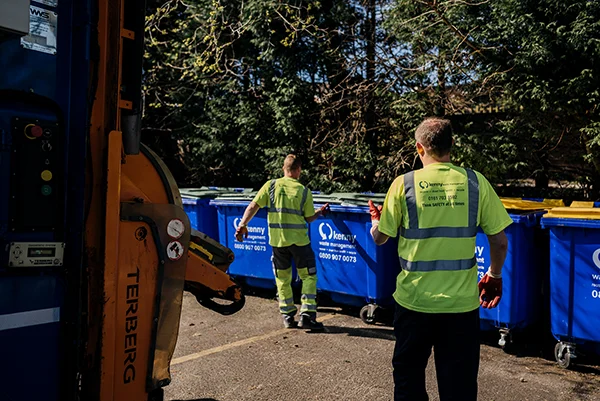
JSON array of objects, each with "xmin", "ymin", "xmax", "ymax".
[
  {"xmin": 593, "ymin": 249, "xmax": 600, "ymax": 269},
  {"xmin": 316, "ymin": 222, "xmax": 359, "ymax": 264},
  {"xmin": 232, "ymin": 218, "xmax": 269, "ymax": 252}
]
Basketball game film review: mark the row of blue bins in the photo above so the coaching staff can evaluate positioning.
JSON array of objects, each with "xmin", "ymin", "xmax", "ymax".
[
  {"xmin": 209, "ymin": 193, "xmax": 400, "ymax": 324},
  {"xmin": 182, "ymin": 188, "xmax": 600, "ymax": 368}
]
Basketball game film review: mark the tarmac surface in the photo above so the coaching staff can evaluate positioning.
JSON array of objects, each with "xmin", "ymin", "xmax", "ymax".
[{"xmin": 165, "ymin": 291, "xmax": 600, "ymax": 401}]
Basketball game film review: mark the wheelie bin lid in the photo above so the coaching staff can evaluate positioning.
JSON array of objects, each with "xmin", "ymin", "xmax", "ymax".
[
  {"xmin": 568, "ymin": 201, "xmax": 600, "ymax": 208},
  {"xmin": 331, "ymin": 193, "xmax": 387, "ymax": 207},
  {"xmin": 180, "ymin": 189, "xmax": 223, "ymax": 200},
  {"xmin": 500, "ymin": 197, "xmax": 565, "ymax": 212},
  {"xmin": 210, "ymin": 192, "xmax": 258, "ymax": 206},
  {"xmin": 205, "ymin": 186, "xmax": 253, "ymax": 193},
  {"xmin": 312, "ymin": 194, "xmax": 343, "ymax": 205},
  {"xmin": 542, "ymin": 207, "xmax": 600, "ymax": 226}
]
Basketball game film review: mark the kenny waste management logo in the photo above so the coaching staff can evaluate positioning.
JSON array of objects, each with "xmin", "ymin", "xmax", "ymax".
[
  {"xmin": 419, "ymin": 180, "xmax": 429, "ymax": 189},
  {"xmin": 593, "ymin": 248, "xmax": 600, "ymax": 269},
  {"xmin": 318, "ymin": 222, "xmax": 356, "ymax": 243},
  {"xmin": 233, "ymin": 218, "xmax": 266, "ymax": 235}
]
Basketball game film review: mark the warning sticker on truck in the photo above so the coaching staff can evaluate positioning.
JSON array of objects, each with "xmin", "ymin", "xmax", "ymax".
[
  {"xmin": 21, "ymin": 6, "xmax": 58, "ymax": 55},
  {"xmin": 33, "ymin": 0, "xmax": 58, "ymax": 7}
]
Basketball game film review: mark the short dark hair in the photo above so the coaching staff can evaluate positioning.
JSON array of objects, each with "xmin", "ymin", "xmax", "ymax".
[
  {"xmin": 414, "ymin": 118, "xmax": 453, "ymax": 157},
  {"xmin": 283, "ymin": 154, "xmax": 302, "ymax": 171}
]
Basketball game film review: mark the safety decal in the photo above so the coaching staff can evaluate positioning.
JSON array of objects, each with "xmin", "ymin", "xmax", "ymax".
[
  {"xmin": 166, "ymin": 241, "xmax": 184, "ymax": 261},
  {"xmin": 21, "ymin": 6, "xmax": 58, "ymax": 55},
  {"xmin": 167, "ymin": 218, "xmax": 185, "ymax": 239}
]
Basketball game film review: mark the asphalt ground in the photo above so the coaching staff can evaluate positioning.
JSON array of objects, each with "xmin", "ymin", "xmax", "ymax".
[{"xmin": 164, "ymin": 291, "xmax": 600, "ymax": 401}]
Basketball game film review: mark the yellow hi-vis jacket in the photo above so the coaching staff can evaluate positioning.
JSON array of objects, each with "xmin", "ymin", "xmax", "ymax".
[
  {"xmin": 253, "ymin": 177, "xmax": 315, "ymax": 247},
  {"xmin": 378, "ymin": 163, "xmax": 512, "ymax": 313}
]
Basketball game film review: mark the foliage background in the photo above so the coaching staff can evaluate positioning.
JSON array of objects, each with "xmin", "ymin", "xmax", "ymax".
[{"xmin": 142, "ymin": 0, "xmax": 600, "ymax": 200}]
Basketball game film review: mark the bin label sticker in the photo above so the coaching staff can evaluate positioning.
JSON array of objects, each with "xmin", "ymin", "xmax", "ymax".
[
  {"xmin": 475, "ymin": 244, "xmax": 487, "ymax": 280},
  {"xmin": 593, "ymin": 249, "xmax": 600, "ymax": 269},
  {"xmin": 232, "ymin": 218, "xmax": 268, "ymax": 252},
  {"xmin": 167, "ymin": 241, "xmax": 184, "ymax": 261},
  {"xmin": 21, "ymin": 6, "xmax": 58, "ymax": 55},
  {"xmin": 591, "ymin": 248, "xmax": 600, "ymax": 300},
  {"xmin": 167, "ymin": 219, "xmax": 185, "ymax": 239},
  {"xmin": 316, "ymin": 222, "xmax": 358, "ymax": 264}
]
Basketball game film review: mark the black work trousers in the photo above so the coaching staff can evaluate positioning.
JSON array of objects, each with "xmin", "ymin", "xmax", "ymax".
[{"xmin": 392, "ymin": 303, "xmax": 480, "ymax": 401}]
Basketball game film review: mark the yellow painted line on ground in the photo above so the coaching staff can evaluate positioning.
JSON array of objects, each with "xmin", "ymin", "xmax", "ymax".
[{"xmin": 171, "ymin": 313, "xmax": 341, "ymax": 366}]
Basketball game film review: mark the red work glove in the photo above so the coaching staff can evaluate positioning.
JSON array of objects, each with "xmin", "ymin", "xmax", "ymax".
[
  {"xmin": 319, "ymin": 203, "xmax": 331, "ymax": 216},
  {"xmin": 478, "ymin": 273, "xmax": 502, "ymax": 309},
  {"xmin": 368, "ymin": 200, "xmax": 382, "ymax": 222},
  {"xmin": 235, "ymin": 225, "xmax": 248, "ymax": 242}
]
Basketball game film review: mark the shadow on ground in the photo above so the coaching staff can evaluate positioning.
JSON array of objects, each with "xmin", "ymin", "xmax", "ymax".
[
  {"xmin": 315, "ymin": 324, "xmax": 395, "ymax": 341},
  {"xmin": 240, "ymin": 282, "xmax": 600, "ymax": 371}
]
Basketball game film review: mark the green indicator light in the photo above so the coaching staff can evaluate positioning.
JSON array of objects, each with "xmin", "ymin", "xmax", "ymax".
[{"xmin": 41, "ymin": 185, "xmax": 52, "ymax": 196}]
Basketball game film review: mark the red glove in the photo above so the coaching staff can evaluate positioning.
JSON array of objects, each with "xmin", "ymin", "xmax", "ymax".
[
  {"xmin": 368, "ymin": 200, "xmax": 382, "ymax": 222},
  {"xmin": 478, "ymin": 273, "xmax": 502, "ymax": 309},
  {"xmin": 235, "ymin": 225, "xmax": 248, "ymax": 242},
  {"xmin": 319, "ymin": 203, "xmax": 331, "ymax": 216}
]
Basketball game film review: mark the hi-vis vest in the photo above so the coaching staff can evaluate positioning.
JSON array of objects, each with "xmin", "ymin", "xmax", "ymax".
[
  {"xmin": 398, "ymin": 168, "xmax": 479, "ymax": 272},
  {"xmin": 378, "ymin": 163, "xmax": 511, "ymax": 313},
  {"xmin": 266, "ymin": 178, "xmax": 311, "ymax": 247}
]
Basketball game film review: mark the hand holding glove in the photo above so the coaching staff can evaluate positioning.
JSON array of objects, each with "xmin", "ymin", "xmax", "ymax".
[
  {"xmin": 478, "ymin": 271, "xmax": 502, "ymax": 309},
  {"xmin": 235, "ymin": 224, "xmax": 249, "ymax": 242}
]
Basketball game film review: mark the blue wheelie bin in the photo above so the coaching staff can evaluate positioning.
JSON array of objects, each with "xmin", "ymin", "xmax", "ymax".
[
  {"xmin": 181, "ymin": 187, "xmax": 252, "ymax": 240},
  {"xmin": 181, "ymin": 188, "xmax": 222, "ymax": 240},
  {"xmin": 476, "ymin": 198, "xmax": 563, "ymax": 348},
  {"xmin": 312, "ymin": 194, "xmax": 400, "ymax": 324},
  {"xmin": 211, "ymin": 194, "xmax": 276, "ymax": 289},
  {"xmin": 541, "ymin": 206, "xmax": 600, "ymax": 368}
]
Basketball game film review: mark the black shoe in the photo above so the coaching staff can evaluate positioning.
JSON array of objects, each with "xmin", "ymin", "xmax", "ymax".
[
  {"xmin": 298, "ymin": 314, "xmax": 324, "ymax": 331},
  {"xmin": 283, "ymin": 314, "xmax": 297, "ymax": 329}
]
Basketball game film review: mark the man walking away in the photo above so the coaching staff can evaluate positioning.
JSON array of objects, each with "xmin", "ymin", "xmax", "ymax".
[
  {"xmin": 370, "ymin": 117, "xmax": 512, "ymax": 401},
  {"xmin": 235, "ymin": 154, "xmax": 329, "ymax": 331}
]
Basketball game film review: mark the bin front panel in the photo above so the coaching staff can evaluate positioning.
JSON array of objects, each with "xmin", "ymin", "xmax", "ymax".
[
  {"xmin": 549, "ymin": 225, "xmax": 600, "ymax": 343},
  {"xmin": 311, "ymin": 209, "xmax": 399, "ymax": 305},
  {"xmin": 216, "ymin": 204, "xmax": 275, "ymax": 288},
  {"xmin": 183, "ymin": 198, "xmax": 219, "ymax": 240},
  {"xmin": 548, "ymin": 226, "xmax": 572, "ymax": 339},
  {"xmin": 476, "ymin": 214, "xmax": 541, "ymax": 329},
  {"xmin": 182, "ymin": 200, "xmax": 199, "ymax": 229}
]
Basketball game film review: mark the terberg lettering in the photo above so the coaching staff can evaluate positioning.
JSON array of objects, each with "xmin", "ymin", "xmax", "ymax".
[{"xmin": 123, "ymin": 268, "xmax": 140, "ymax": 384}]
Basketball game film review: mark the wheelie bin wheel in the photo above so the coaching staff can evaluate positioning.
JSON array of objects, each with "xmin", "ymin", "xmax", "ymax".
[
  {"xmin": 498, "ymin": 329, "xmax": 512, "ymax": 353},
  {"xmin": 554, "ymin": 342, "xmax": 573, "ymax": 369},
  {"xmin": 360, "ymin": 304, "xmax": 377, "ymax": 324}
]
